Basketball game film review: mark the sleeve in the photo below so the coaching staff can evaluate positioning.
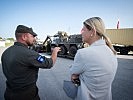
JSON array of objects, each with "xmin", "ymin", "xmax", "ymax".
[
  {"xmin": 27, "ymin": 50, "xmax": 53, "ymax": 69},
  {"xmin": 70, "ymin": 50, "xmax": 85, "ymax": 75}
]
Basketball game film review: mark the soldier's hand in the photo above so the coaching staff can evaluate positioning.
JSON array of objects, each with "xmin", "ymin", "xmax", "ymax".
[{"xmin": 52, "ymin": 47, "xmax": 61, "ymax": 53}]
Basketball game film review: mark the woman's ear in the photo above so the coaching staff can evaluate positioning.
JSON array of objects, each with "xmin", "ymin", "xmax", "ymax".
[{"xmin": 91, "ymin": 28, "xmax": 96, "ymax": 36}]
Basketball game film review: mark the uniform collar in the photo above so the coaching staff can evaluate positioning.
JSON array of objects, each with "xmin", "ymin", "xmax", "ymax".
[
  {"xmin": 90, "ymin": 39, "xmax": 106, "ymax": 46},
  {"xmin": 14, "ymin": 42, "xmax": 28, "ymax": 48}
]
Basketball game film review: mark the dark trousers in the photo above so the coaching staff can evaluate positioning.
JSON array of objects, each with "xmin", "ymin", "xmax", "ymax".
[{"xmin": 4, "ymin": 85, "xmax": 40, "ymax": 100}]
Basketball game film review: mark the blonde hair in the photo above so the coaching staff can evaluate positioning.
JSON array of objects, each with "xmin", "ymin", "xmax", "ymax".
[{"xmin": 84, "ymin": 17, "xmax": 117, "ymax": 55}]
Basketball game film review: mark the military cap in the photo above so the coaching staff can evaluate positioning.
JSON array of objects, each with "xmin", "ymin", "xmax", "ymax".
[{"xmin": 15, "ymin": 25, "xmax": 37, "ymax": 37}]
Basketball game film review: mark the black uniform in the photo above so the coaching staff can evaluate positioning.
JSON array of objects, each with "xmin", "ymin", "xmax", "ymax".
[{"xmin": 1, "ymin": 42, "xmax": 53, "ymax": 100}]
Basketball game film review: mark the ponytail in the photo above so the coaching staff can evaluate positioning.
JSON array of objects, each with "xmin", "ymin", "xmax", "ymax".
[{"xmin": 102, "ymin": 34, "xmax": 117, "ymax": 55}]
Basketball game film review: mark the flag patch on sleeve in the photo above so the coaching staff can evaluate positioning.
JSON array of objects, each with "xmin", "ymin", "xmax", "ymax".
[{"xmin": 36, "ymin": 55, "xmax": 45, "ymax": 63}]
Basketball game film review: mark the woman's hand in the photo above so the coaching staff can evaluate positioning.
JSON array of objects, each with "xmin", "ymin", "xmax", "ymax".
[{"xmin": 71, "ymin": 74, "xmax": 80, "ymax": 86}]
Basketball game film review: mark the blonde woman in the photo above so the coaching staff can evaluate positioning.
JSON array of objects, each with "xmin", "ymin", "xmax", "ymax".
[{"xmin": 70, "ymin": 17, "xmax": 118, "ymax": 100}]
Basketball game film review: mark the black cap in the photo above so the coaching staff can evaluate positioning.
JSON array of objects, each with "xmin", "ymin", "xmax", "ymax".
[{"xmin": 15, "ymin": 25, "xmax": 37, "ymax": 37}]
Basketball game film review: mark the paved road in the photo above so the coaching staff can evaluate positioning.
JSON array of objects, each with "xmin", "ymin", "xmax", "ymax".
[
  {"xmin": 0, "ymin": 47, "xmax": 133, "ymax": 100},
  {"xmin": 112, "ymin": 57, "xmax": 133, "ymax": 100}
]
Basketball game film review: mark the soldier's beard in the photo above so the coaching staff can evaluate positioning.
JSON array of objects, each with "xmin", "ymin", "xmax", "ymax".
[{"xmin": 26, "ymin": 41, "xmax": 34, "ymax": 46}]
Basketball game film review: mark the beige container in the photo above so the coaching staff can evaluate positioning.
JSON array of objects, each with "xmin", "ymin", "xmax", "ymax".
[{"xmin": 105, "ymin": 28, "xmax": 133, "ymax": 46}]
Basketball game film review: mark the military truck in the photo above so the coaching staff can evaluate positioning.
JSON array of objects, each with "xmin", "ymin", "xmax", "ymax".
[
  {"xmin": 105, "ymin": 28, "xmax": 133, "ymax": 55},
  {"xmin": 43, "ymin": 31, "xmax": 84, "ymax": 58},
  {"xmin": 31, "ymin": 31, "xmax": 84, "ymax": 58}
]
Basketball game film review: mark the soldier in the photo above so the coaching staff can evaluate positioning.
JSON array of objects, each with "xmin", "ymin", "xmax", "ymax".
[{"xmin": 1, "ymin": 25, "xmax": 61, "ymax": 100}]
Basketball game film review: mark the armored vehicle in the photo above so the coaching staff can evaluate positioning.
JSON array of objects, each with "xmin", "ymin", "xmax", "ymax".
[{"xmin": 43, "ymin": 31, "xmax": 84, "ymax": 58}]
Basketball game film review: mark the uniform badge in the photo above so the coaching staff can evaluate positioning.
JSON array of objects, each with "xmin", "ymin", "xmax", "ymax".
[{"xmin": 37, "ymin": 55, "xmax": 45, "ymax": 63}]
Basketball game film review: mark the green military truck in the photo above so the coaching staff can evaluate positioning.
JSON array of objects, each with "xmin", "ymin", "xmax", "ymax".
[{"xmin": 32, "ymin": 31, "xmax": 84, "ymax": 58}]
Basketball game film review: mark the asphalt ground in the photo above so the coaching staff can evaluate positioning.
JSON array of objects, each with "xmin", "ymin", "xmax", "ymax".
[{"xmin": 0, "ymin": 47, "xmax": 133, "ymax": 100}]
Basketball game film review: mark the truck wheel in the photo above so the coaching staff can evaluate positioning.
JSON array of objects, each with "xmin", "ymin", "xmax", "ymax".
[
  {"xmin": 50, "ymin": 46, "xmax": 56, "ymax": 53},
  {"xmin": 120, "ymin": 48, "xmax": 128, "ymax": 55},
  {"xmin": 46, "ymin": 43, "xmax": 51, "ymax": 52},
  {"xmin": 36, "ymin": 47, "xmax": 41, "ymax": 53},
  {"xmin": 114, "ymin": 46, "xmax": 120, "ymax": 52},
  {"xmin": 59, "ymin": 45, "xmax": 67, "ymax": 55},
  {"xmin": 69, "ymin": 46, "xmax": 77, "ymax": 57}
]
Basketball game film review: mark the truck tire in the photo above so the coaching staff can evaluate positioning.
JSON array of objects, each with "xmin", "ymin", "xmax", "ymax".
[
  {"xmin": 113, "ymin": 46, "xmax": 120, "ymax": 52},
  {"xmin": 59, "ymin": 45, "xmax": 67, "ymax": 55},
  {"xmin": 50, "ymin": 45, "xmax": 56, "ymax": 53},
  {"xmin": 46, "ymin": 43, "xmax": 51, "ymax": 52},
  {"xmin": 120, "ymin": 48, "xmax": 128, "ymax": 55},
  {"xmin": 35, "ymin": 47, "xmax": 41, "ymax": 53},
  {"xmin": 69, "ymin": 46, "xmax": 77, "ymax": 57}
]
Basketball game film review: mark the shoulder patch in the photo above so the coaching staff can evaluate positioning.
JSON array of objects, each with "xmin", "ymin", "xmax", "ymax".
[{"xmin": 36, "ymin": 55, "xmax": 45, "ymax": 63}]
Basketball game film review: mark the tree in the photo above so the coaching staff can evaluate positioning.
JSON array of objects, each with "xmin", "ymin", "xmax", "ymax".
[{"xmin": 7, "ymin": 38, "xmax": 14, "ymax": 41}]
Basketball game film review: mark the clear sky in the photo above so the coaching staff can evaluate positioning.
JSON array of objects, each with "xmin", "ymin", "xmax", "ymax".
[{"xmin": 0, "ymin": 0, "xmax": 133, "ymax": 40}]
